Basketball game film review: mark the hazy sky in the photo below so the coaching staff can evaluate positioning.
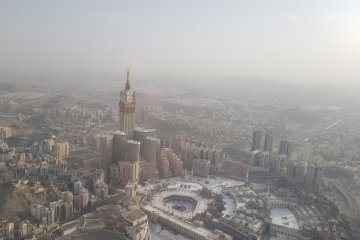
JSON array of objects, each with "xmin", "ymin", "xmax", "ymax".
[{"xmin": 1, "ymin": 0, "xmax": 360, "ymax": 83}]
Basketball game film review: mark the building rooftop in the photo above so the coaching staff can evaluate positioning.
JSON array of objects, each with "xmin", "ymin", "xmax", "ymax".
[
  {"xmin": 270, "ymin": 208, "xmax": 299, "ymax": 230},
  {"xmin": 127, "ymin": 140, "xmax": 141, "ymax": 145},
  {"xmin": 193, "ymin": 159, "xmax": 210, "ymax": 163},
  {"xmin": 112, "ymin": 130, "xmax": 126, "ymax": 136},
  {"xmin": 135, "ymin": 127, "xmax": 156, "ymax": 133},
  {"xmin": 122, "ymin": 208, "xmax": 147, "ymax": 223},
  {"xmin": 146, "ymin": 136, "xmax": 160, "ymax": 141}
]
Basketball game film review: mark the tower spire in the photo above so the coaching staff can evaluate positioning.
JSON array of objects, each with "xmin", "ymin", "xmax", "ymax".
[{"xmin": 125, "ymin": 66, "xmax": 131, "ymax": 90}]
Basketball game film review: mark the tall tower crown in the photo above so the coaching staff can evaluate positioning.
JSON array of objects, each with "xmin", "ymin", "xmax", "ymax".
[{"xmin": 125, "ymin": 66, "xmax": 131, "ymax": 91}]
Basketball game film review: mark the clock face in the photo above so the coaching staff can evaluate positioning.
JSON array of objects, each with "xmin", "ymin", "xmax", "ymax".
[{"xmin": 127, "ymin": 92, "xmax": 133, "ymax": 102}]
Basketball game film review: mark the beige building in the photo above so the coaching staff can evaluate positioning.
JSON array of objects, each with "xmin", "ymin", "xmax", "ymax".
[
  {"xmin": 2, "ymin": 221, "xmax": 15, "ymax": 240},
  {"xmin": 121, "ymin": 208, "xmax": 151, "ymax": 240},
  {"xmin": 193, "ymin": 159, "xmax": 210, "ymax": 178},
  {"xmin": 120, "ymin": 161, "xmax": 139, "ymax": 185},
  {"xmin": 139, "ymin": 162, "xmax": 158, "ymax": 182},
  {"xmin": 168, "ymin": 152, "xmax": 183, "ymax": 176},
  {"xmin": 30, "ymin": 204, "xmax": 48, "ymax": 222},
  {"xmin": 95, "ymin": 183, "xmax": 109, "ymax": 199},
  {"xmin": 110, "ymin": 161, "xmax": 140, "ymax": 187},
  {"xmin": 171, "ymin": 139, "xmax": 222, "ymax": 175},
  {"xmin": 56, "ymin": 158, "xmax": 67, "ymax": 175},
  {"xmin": 74, "ymin": 187, "xmax": 89, "ymax": 209},
  {"xmin": 59, "ymin": 191, "xmax": 73, "ymax": 204},
  {"xmin": 0, "ymin": 127, "xmax": 12, "ymax": 140},
  {"xmin": 92, "ymin": 168, "xmax": 109, "ymax": 200},
  {"xmin": 92, "ymin": 169, "xmax": 105, "ymax": 192},
  {"xmin": 53, "ymin": 142, "xmax": 70, "ymax": 160},
  {"xmin": 109, "ymin": 139, "xmax": 141, "ymax": 186},
  {"xmin": 18, "ymin": 152, "xmax": 26, "ymax": 161},
  {"xmin": 19, "ymin": 221, "xmax": 31, "ymax": 239},
  {"xmin": 157, "ymin": 148, "xmax": 183, "ymax": 178}
]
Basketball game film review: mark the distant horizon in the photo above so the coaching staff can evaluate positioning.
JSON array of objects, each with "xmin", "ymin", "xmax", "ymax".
[
  {"xmin": 1, "ymin": 68, "xmax": 360, "ymax": 87},
  {"xmin": 1, "ymin": 1, "xmax": 360, "ymax": 85}
]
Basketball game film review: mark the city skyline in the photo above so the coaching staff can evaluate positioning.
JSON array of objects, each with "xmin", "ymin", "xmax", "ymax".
[{"xmin": 1, "ymin": 1, "xmax": 360, "ymax": 239}]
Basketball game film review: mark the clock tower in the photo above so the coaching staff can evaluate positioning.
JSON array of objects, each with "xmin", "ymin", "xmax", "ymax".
[{"xmin": 119, "ymin": 66, "xmax": 136, "ymax": 137}]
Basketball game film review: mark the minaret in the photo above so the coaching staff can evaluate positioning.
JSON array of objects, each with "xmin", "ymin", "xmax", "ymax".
[{"xmin": 119, "ymin": 66, "xmax": 136, "ymax": 138}]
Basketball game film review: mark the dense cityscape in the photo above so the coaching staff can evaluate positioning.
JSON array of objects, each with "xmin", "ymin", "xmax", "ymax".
[
  {"xmin": 1, "ymin": 1, "xmax": 360, "ymax": 240},
  {"xmin": 0, "ymin": 67, "xmax": 360, "ymax": 240}
]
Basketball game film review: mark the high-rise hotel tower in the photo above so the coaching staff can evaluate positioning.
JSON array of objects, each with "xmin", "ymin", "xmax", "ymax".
[{"xmin": 119, "ymin": 66, "xmax": 136, "ymax": 137}]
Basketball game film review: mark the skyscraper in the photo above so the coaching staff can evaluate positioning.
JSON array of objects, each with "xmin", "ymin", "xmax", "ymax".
[
  {"xmin": 53, "ymin": 142, "xmax": 70, "ymax": 160},
  {"xmin": 279, "ymin": 140, "xmax": 292, "ymax": 157},
  {"xmin": 263, "ymin": 133, "xmax": 273, "ymax": 153},
  {"xmin": 99, "ymin": 134, "xmax": 113, "ymax": 181},
  {"xmin": 119, "ymin": 66, "xmax": 136, "ymax": 138},
  {"xmin": 251, "ymin": 130, "xmax": 262, "ymax": 151}
]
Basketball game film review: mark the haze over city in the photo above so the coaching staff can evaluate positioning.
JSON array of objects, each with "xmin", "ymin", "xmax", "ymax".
[
  {"xmin": 1, "ymin": 0, "xmax": 360, "ymax": 84},
  {"xmin": 1, "ymin": 1, "xmax": 360, "ymax": 240}
]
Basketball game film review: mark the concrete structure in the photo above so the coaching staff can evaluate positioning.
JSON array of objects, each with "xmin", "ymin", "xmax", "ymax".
[
  {"xmin": 82, "ymin": 203, "xmax": 151, "ymax": 240},
  {"xmin": 92, "ymin": 169, "xmax": 105, "ymax": 192},
  {"xmin": 74, "ymin": 180, "xmax": 82, "ymax": 195},
  {"xmin": 251, "ymin": 130, "xmax": 262, "ymax": 151},
  {"xmin": 263, "ymin": 133, "xmax": 273, "ymax": 153},
  {"xmin": 193, "ymin": 159, "xmax": 210, "ymax": 178},
  {"xmin": 56, "ymin": 158, "xmax": 67, "ymax": 175},
  {"xmin": 157, "ymin": 152, "xmax": 170, "ymax": 178},
  {"xmin": 279, "ymin": 140, "xmax": 292, "ymax": 157},
  {"xmin": 121, "ymin": 208, "xmax": 151, "ymax": 240},
  {"xmin": 0, "ymin": 127, "xmax": 11, "ymax": 140},
  {"xmin": 285, "ymin": 161, "xmax": 307, "ymax": 184},
  {"xmin": 19, "ymin": 221, "xmax": 31, "ymax": 239},
  {"xmin": 95, "ymin": 183, "xmax": 109, "ymax": 200},
  {"xmin": 126, "ymin": 140, "xmax": 141, "ymax": 162},
  {"xmin": 174, "ymin": 140, "xmax": 223, "ymax": 175},
  {"xmin": 142, "ymin": 136, "xmax": 160, "ymax": 163},
  {"xmin": 1, "ymin": 222, "xmax": 14, "ymax": 240},
  {"xmin": 143, "ymin": 205, "xmax": 220, "ymax": 240},
  {"xmin": 270, "ymin": 223, "xmax": 309, "ymax": 240},
  {"xmin": 110, "ymin": 161, "xmax": 140, "ymax": 187},
  {"xmin": 305, "ymin": 164, "xmax": 324, "ymax": 189},
  {"xmin": 99, "ymin": 134, "xmax": 113, "ymax": 180},
  {"xmin": 112, "ymin": 130, "xmax": 127, "ymax": 162},
  {"xmin": 42, "ymin": 139, "xmax": 55, "ymax": 154},
  {"xmin": 49, "ymin": 200, "xmax": 73, "ymax": 223},
  {"xmin": 135, "ymin": 128, "xmax": 156, "ymax": 138},
  {"xmin": 158, "ymin": 148, "xmax": 183, "ymax": 178},
  {"xmin": 139, "ymin": 161, "xmax": 158, "ymax": 182},
  {"xmin": 74, "ymin": 187, "xmax": 89, "ymax": 209},
  {"xmin": 266, "ymin": 198, "xmax": 298, "ymax": 209},
  {"xmin": 218, "ymin": 215, "xmax": 264, "ymax": 240},
  {"xmin": 53, "ymin": 142, "xmax": 70, "ymax": 160},
  {"xmin": 59, "ymin": 191, "xmax": 73, "ymax": 204},
  {"xmin": 270, "ymin": 208, "xmax": 299, "ymax": 230},
  {"xmin": 30, "ymin": 204, "xmax": 48, "ymax": 222}
]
